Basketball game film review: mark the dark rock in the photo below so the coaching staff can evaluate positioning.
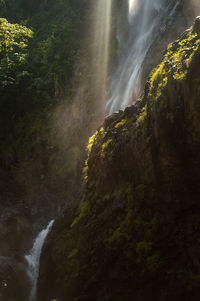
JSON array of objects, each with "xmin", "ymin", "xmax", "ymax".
[
  {"xmin": 0, "ymin": 256, "xmax": 29, "ymax": 301},
  {"xmin": 192, "ymin": 16, "xmax": 200, "ymax": 35}
]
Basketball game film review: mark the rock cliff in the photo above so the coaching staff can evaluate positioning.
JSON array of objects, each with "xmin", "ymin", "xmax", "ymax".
[{"xmin": 38, "ymin": 17, "xmax": 200, "ymax": 301}]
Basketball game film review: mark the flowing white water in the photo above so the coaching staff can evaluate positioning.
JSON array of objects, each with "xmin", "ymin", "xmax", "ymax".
[
  {"xmin": 25, "ymin": 220, "xmax": 54, "ymax": 301},
  {"xmin": 106, "ymin": 0, "xmax": 180, "ymax": 114}
]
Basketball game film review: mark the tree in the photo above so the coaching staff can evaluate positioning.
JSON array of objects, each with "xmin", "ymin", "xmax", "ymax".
[{"xmin": 0, "ymin": 18, "xmax": 33, "ymax": 87}]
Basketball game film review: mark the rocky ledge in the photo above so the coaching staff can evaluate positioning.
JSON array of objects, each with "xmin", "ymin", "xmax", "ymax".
[{"xmin": 38, "ymin": 17, "xmax": 200, "ymax": 301}]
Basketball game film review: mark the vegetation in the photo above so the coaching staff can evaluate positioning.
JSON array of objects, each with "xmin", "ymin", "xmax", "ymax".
[
  {"xmin": 0, "ymin": 18, "xmax": 33, "ymax": 84},
  {"xmin": 148, "ymin": 30, "xmax": 200, "ymax": 100},
  {"xmin": 114, "ymin": 119, "xmax": 127, "ymax": 128},
  {"xmin": 0, "ymin": 0, "xmax": 99, "ymax": 206},
  {"xmin": 1, "ymin": 1, "xmax": 200, "ymax": 301}
]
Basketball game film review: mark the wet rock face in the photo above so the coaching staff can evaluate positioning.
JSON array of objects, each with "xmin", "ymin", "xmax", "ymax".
[{"xmin": 38, "ymin": 18, "xmax": 200, "ymax": 301}]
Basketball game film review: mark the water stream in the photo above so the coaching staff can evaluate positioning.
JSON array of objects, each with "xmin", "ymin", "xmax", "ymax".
[
  {"xmin": 106, "ymin": 0, "xmax": 181, "ymax": 114},
  {"xmin": 25, "ymin": 220, "xmax": 54, "ymax": 301}
]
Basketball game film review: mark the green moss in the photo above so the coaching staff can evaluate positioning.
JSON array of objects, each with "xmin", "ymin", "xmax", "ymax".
[
  {"xmin": 149, "ymin": 61, "xmax": 165, "ymax": 92},
  {"xmin": 83, "ymin": 159, "xmax": 89, "ymax": 182},
  {"xmin": 114, "ymin": 119, "xmax": 127, "ymax": 128},
  {"xmin": 87, "ymin": 130, "xmax": 99, "ymax": 154},
  {"xmin": 84, "ymin": 127, "xmax": 105, "ymax": 182},
  {"xmin": 71, "ymin": 200, "xmax": 90, "ymax": 227},
  {"xmin": 148, "ymin": 31, "xmax": 200, "ymax": 101},
  {"xmin": 138, "ymin": 104, "xmax": 147, "ymax": 123},
  {"xmin": 101, "ymin": 138, "xmax": 112, "ymax": 159},
  {"xmin": 148, "ymin": 61, "xmax": 166, "ymax": 99},
  {"xmin": 102, "ymin": 138, "xmax": 112, "ymax": 152},
  {"xmin": 156, "ymin": 76, "xmax": 168, "ymax": 99}
]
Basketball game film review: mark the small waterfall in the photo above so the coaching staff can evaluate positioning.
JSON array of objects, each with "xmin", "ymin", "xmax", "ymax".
[
  {"xmin": 25, "ymin": 220, "xmax": 54, "ymax": 301},
  {"xmin": 106, "ymin": 0, "xmax": 180, "ymax": 114}
]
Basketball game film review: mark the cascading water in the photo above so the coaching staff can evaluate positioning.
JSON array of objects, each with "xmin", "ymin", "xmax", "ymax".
[
  {"xmin": 25, "ymin": 220, "xmax": 54, "ymax": 301},
  {"xmin": 106, "ymin": 0, "xmax": 181, "ymax": 114}
]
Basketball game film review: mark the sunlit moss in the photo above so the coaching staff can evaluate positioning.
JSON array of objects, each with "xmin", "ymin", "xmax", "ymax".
[
  {"xmin": 102, "ymin": 138, "xmax": 112, "ymax": 152},
  {"xmin": 87, "ymin": 130, "xmax": 98, "ymax": 154},
  {"xmin": 115, "ymin": 119, "xmax": 127, "ymax": 128},
  {"xmin": 138, "ymin": 104, "xmax": 147, "ymax": 123},
  {"xmin": 148, "ymin": 31, "xmax": 200, "ymax": 101},
  {"xmin": 173, "ymin": 37, "xmax": 200, "ymax": 80},
  {"xmin": 148, "ymin": 62, "xmax": 165, "ymax": 92},
  {"xmin": 173, "ymin": 70, "xmax": 187, "ymax": 80},
  {"xmin": 83, "ymin": 159, "xmax": 88, "ymax": 182},
  {"xmin": 84, "ymin": 127, "xmax": 105, "ymax": 182},
  {"xmin": 156, "ymin": 76, "xmax": 168, "ymax": 99},
  {"xmin": 86, "ymin": 127, "xmax": 105, "ymax": 154},
  {"xmin": 148, "ymin": 61, "xmax": 168, "ymax": 101},
  {"xmin": 101, "ymin": 138, "xmax": 112, "ymax": 158}
]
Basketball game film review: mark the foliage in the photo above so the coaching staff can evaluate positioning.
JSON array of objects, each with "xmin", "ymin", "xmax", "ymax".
[
  {"xmin": 0, "ymin": 18, "xmax": 33, "ymax": 86},
  {"xmin": 0, "ymin": 0, "xmax": 42, "ymax": 21},
  {"xmin": 0, "ymin": 0, "xmax": 96, "ymax": 205}
]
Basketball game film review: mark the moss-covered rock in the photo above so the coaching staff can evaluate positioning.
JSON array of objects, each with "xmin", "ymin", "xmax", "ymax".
[{"xmin": 38, "ymin": 17, "xmax": 200, "ymax": 301}]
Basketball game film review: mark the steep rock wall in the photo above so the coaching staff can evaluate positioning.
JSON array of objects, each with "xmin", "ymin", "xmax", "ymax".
[{"xmin": 38, "ymin": 17, "xmax": 200, "ymax": 301}]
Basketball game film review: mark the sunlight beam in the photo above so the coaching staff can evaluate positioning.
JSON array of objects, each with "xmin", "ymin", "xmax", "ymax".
[{"xmin": 93, "ymin": 0, "xmax": 113, "ymax": 107}]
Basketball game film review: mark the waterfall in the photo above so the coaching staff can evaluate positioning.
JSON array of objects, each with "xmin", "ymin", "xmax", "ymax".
[
  {"xmin": 25, "ymin": 220, "xmax": 54, "ymax": 301},
  {"xmin": 106, "ymin": 0, "xmax": 180, "ymax": 114}
]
